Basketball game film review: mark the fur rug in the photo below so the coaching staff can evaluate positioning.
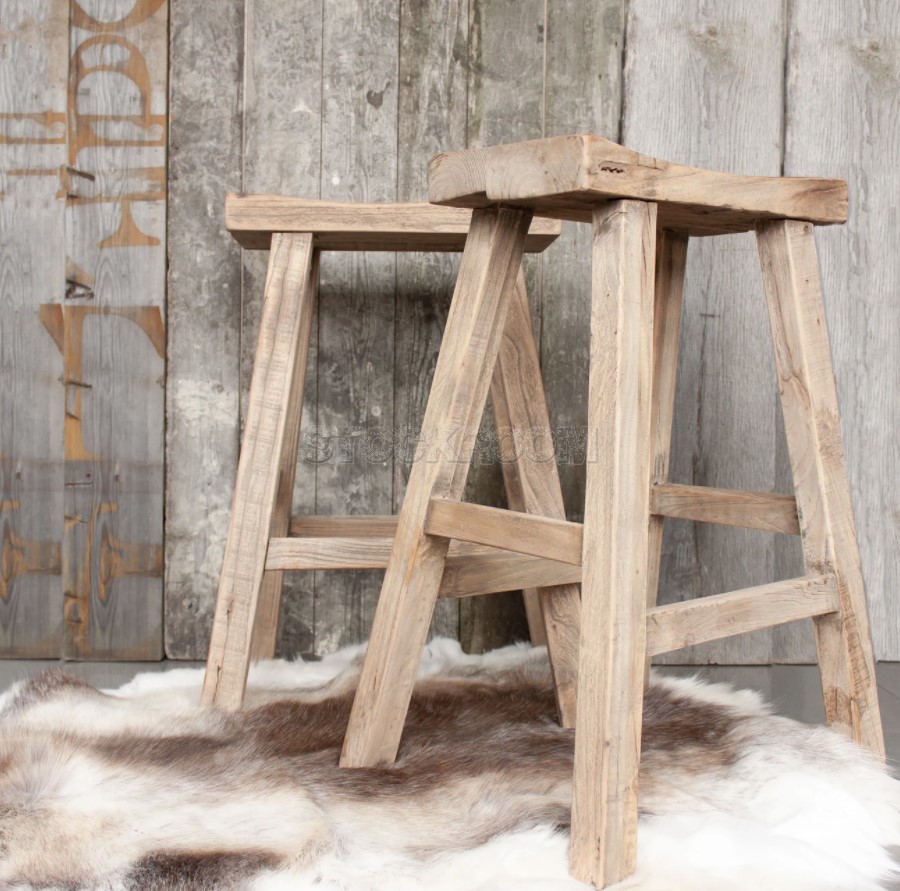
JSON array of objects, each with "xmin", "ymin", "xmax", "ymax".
[{"xmin": 0, "ymin": 639, "xmax": 898, "ymax": 891}]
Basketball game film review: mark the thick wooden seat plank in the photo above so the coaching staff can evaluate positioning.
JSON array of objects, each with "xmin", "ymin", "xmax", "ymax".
[
  {"xmin": 428, "ymin": 134, "xmax": 848, "ymax": 235},
  {"xmin": 226, "ymin": 194, "xmax": 561, "ymax": 251}
]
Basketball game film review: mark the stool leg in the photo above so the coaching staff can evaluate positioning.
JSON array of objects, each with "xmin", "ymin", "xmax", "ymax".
[
  {"xmin": 757, "ymin": 219, "xmax": 884, "ymax": 758},
  {"xmin": 249, "ymin": 255, "xmax": 320, "ymax": 660},
  {"xmin": 571, "ymin": 200, "xmax": 656, "ymax": 887},
  {"xmin": 201, "ymin": 234, "xmax": 317, "ymax": 709},
  {"xmin": 490, "ymin": 267, "xmax": 581, "ymax": 728},
  {"xmin": 645, "ymin": 231, "xmax": 689, "ymax": 681},
  {"xmin": 340, "ymin": 207, "xmax": 532, "ymax": 768}
]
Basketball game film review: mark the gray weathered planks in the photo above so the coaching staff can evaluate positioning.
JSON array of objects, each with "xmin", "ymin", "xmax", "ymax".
[
  {"xmin": 313, "ymin": 1, "xmax": 399, "ymax": 656},
  {"xmin": 239, "ymin": 0, "xmax": 324, "ymax": 656},
  {"xmin": 395, "ymin": 0, "xmax": 470, "ymax": 640},
  {"xmin": 783, "ymin": 1, "xmax": 900, "ymax": 661},
  {"xmin": 0, "ymin": 0, "xmax": 68, "ymax": 657},
  {"xmin": 165, "ymin": 0, "xmax": 243, "ymax": 659},
  {"xmin": 63, "ymin": 0, "xmax": 167, "ymax": 659},
  {"xmin": 623, "ymin": 0, "xmax": 798, "ymax": 664}
]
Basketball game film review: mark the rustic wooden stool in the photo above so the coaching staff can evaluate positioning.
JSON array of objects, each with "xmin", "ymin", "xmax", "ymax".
[
  {"xmin": 339, "ymin": 135, "xmax": 886, "ymax": 888},
  {"xmin": 200, "ymin": 196, "xmax": 583, "ymax": 718}
]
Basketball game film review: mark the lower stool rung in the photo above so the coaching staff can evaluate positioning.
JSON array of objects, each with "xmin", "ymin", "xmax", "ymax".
[
  {"xmin": 650, "ymin": 483, "xmax": 800, "ymax": 535},
  {"xmin": 646, "ymin": 574, "xmax": 839, "ymax": 656}
]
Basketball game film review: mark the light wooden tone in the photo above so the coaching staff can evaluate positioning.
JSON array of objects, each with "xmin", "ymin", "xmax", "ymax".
[
  {"xmin": 570, "ymin": 200, "xmax": 656, "ymax": 886},
  {"xmin": 439, "ymin": 552, "xmax": 581, "ymax": 599},
  {"xmin": 646, "ymin": 575, "xmax": 840, "ymax": 657},
  {"xmin": 646, "ymin": 232, "xmax": 688, "ymax": 656},
  {"xmin": 340, "ymin": 207, "xmax": 532, "ymax": 768},
  {"xmin": 785, "ymin": 1, "xmax": 900, "ymax": 662},
  {"xmin": 429, "ymin": 135, "xmax": 848, "ymax": 235},
  {"xmin": 201, "ymin": 234, "xmax": 315, "ymax": 709},
  {"xmin": 425, "ymin": 500, "xmax": 583, "ymax": 565},
  {"xmin": 650, "ymin": 483, "xmax": 800, "ymax": 535},
  {"xmin": 248, "ymin": 252, "xmax": 320, "ymax": 659},
  {"xmin": 226, "ymin": 195, "xmax": 560, "ymax": 252},
  {"xmin": 757, "ymin": 219, "xmax": 884, "ymax": 758},
  {"xmin": 288, "ymin": 515, "xmax": 398, "ymax": 537},
  {"xmin": 489, "ymin": 269, "xmax": 582, "ymax": 726}
]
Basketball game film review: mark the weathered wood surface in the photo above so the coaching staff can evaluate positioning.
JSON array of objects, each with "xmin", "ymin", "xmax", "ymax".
[
  {"xmin": 623, "ymin": 0, "xmax": 798, "ymax": 664},
  {"xmin": 0, "ymin": 0, "xmax": 900, "ymax": 662},
  {"xmin": 165, "ymin": 0, "xmax": 244, "ymax": 659},
  {"xmin": 0, "ymin": 0, "xmax": 68, "ymax": 656},
  {"xmin": 783, "ymin": 1, "xmax": 899, "ymax": 664}
]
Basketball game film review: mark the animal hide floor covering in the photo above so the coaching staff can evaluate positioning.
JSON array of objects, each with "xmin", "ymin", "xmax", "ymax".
[{"xmin": 0, "ymin": 639, "xmax": 897, "ymax": 890}]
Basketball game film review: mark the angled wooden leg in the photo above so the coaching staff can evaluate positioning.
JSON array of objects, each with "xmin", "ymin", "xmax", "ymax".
[
  {"xmin": 490, "ymin": 268, "xmax": 581, "ymax": 728},
  {"xmin": 201, "ymin": 233, "xmax": 316, "ymax": 709},
  {"xmin": 340, "ymin": 207, "xmax": 533, "ymax": 768},
  {"xmin": 571, "ymin": 200, "xmax": 656, "ymax": 887},
  {"xmin": 248, "ymin": 254, "xmax": 320, "ymax": 660},
  {"xmin": 645, "ymin": 231, "xmax": 688, "ymax": 680},
  {"xmin": 757, "ymin": 219, "xmax": 884, "ymax": 759}
]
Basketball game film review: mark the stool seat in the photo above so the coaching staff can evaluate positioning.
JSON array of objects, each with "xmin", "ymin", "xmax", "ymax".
[{"xmin": 429, "ymin": 134, "xmax": 848, "ymax": 235}]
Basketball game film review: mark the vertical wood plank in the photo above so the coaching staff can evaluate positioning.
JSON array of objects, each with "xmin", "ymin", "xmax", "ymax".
[
  {"xmin": 460, "ymin": 0, "xmax": 544, "ymax": 652},
  {"xmin": 395, "ymin": 0, "xmax": 468, "ymax": 641},
  {"xmin": 165, "ymin": 0, "xmax": 244, "ymax": 659},
  {"xmin": 241, "ymin": 0, "xmax": 324, "ymax": 657},
  {"xmin": 571, "ymin": 199, "xmax": 655, "ymax": 886},
  {"xmin": 541, "ymin": 0, "xmax": 626, "ymax": 524},
  {"xmin": 315, "ymin": 1, "xmax": 399, "ymax": 656},
  {"xmin": 623, "ymin": 0, "xmax": 791, "ymax": 664},
  {"xmin": 342, "ymin": 207, "xmax": 532, "ymax": 768},
  {"xmin": 647, "ymin": 232, "xmax": 689, "ymax": 616},
  {"xmin": 0, "ymin": 0, "xmax": 68, "ymax": 656},
  {"xmin": 202, "ymin": 234, "xmax": 315, "ymax": 709},
  {"xmin": 757, "ymin": 219, "xmax": 884, "ymax": 757},
  {"xmin": 784, "ymin": 0, "xmax": 899, "ymax": 662},
  {"xmin": 64, "ymin": 0, "xmax": 168, "ymax": 659}
]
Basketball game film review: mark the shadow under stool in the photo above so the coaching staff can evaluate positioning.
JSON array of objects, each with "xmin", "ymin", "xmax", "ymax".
[
  {"xmin": 200, "ymin": 196, "xmax": 582, "ymax": 723},
  {"xmin": 338, "ymin": 134, "xmax": 886, "ymax": 889}
]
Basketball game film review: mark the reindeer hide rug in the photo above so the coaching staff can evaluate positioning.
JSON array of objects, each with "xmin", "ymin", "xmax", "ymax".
[{"xmin": 0, "ymin": 639, "xmax": 897, "ymax": 891}]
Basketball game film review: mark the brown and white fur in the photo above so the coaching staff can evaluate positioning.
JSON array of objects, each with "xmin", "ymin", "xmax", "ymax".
[{"xmin": 0, "ymin": 640, "xmax": 897, "ymax": 890}]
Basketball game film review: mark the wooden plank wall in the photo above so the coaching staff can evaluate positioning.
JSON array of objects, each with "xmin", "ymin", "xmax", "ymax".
[
  {"xmin": 4, "ymin": 1, "xmax": 896, "ymax": 663},
  {"xmin": 1, "ymin": 0, "xmax": 166, "ymax": 659}
]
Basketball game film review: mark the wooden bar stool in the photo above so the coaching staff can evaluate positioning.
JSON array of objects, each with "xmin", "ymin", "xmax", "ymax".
[
  {"xmin": 200, "ymin": 196, "xmax": 583, "ymax": 720},
  {"xmin": 339, "ymin": 135, "xmax": 886, "ymax": 888}
]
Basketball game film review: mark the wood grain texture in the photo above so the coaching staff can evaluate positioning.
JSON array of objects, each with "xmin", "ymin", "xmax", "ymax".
[
  {"xmin": 757, "ymin": 219, "xmax": 884, "ymax": 756},
  {"xmin": 341, "ymin": 207, "xmax": 532, "ymax": 768},
  {"xmin": 64, "ymin": 0, "xmax": 167, "ymax": 659},
  {"xmin": 0, "ymin": 0, "xmax": 68, "ymax": 656},
  {"xmin": 202, "ymin": 234, "xmax": 315, "ymax": 710},
  {"xmin": 458, "ymin": 0, "xmax": 545, "ymax": 653},
  {"xmin": 429, "ymin": 135, "xmax": 847, "ymax": 232},
  {"xmin": 226, "ymin": 195, "xmax": 559, "ymax": 251},
  {"xmin": 646, "ymin": 232, "xmax": 688, "ymax": 641},
  {"xmin": 623, "ymin": 0, "xmax": 790, "ymax": 665},
  {"xmin": 239, "ymin": 0, "xmax": 323, "ymax": 658},
  {"xmin": 425, "ymin": 499, "xmax": 583, "ymax": 564},
  {"xmin": 650, "ymin": 483, "xmax": 800, "ymax": 535},
  {"xmin": 784, "ymin": 0, "xmax": 900, "ymax": 662},
  {"xmin": 395, "ymin": 0, "xmax": 469, "ymax": 641},
  {"xmin": 165, "ymin": 0, "xmax": 244, "ymax": 659},
  {"xmin": 489, "ymin": 270, "xmax": 581, "ymax": 724},
  {"xmin": 646, "ymin": 575, "xmax": 840, "ymax": 657},
  {"xmin": 570, "ymin": 200, "xmax": 656, "ymax": 886},
  {"xmin": 314, "ymin": 0, "xmax": 399, "ymax": 658}
]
